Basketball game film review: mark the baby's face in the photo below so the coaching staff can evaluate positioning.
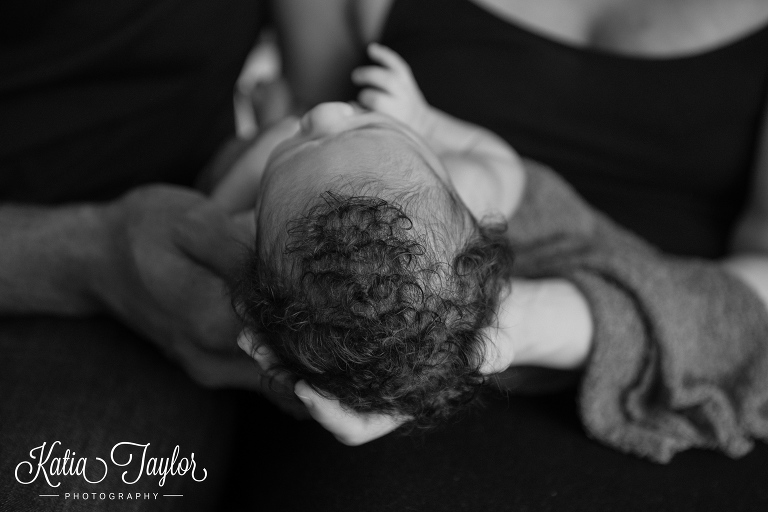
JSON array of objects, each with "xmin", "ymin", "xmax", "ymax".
[{"xmin": 255, "ymin": 102, "xmax": 454, "ymax": 250}]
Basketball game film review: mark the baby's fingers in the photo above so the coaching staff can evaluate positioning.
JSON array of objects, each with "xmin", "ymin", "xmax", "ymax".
[
  {"xmin": 351, "ymin": 65, "xmax": 398, "ymax": 93},
  {"xmin": 357, "ymin": 88, "xmax": 394, "ymax": 114},
  {"xmin": 367, "ymin": 43, "xmax": 411, "ymax": 76}
]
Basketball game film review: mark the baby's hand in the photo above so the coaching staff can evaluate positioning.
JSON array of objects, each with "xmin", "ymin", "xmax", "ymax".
[{"xmin": 351, "ymin": 43, "xmax": 432, "ymax": 135}]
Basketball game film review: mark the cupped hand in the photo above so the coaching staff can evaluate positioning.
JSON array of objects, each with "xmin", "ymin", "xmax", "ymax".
[
  {"xmin": 265, "ymin": 325, "xmax": 516, "ymax": 446},
  {"xmin": 234, "ymin": 310, "xmax": 519, "ymax": 446},
  {"xmin": 294, "ymin": 381, "xmax": 403, "ymax": 445},
  {"xmin": 291, "ymin": 317, "xmax": 516, "ymax": 445},
  {"xmin": 237, "ymin": 329, "xmax": 402, "ymax": 443}
]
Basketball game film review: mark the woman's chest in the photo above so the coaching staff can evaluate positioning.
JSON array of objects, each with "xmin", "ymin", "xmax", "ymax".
[
  {"xmin": 375, "ymin": 0, "xmax": 768, "ymax": 256},
  {"xmin": 470, "ymin": 0, "xmax": 768, "ymax": 56},
  {"xmin": 360, "ymin": 0, "xmax": 768, "ymax": 57}
]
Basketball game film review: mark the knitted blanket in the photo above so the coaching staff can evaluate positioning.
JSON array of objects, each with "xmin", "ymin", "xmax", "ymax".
[{"xmin": 504, "ymin": 162, "xmax": 768, "ymax": 463}]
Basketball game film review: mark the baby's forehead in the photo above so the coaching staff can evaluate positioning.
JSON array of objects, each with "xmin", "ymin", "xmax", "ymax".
[
  {"xmin": 278, "ymin": 132, "xmax": 441, "ymax": 194},
  {"xmin": 328, "ymin": 127, "xmax": 434, "ymax": 174},
  {"xmin": 256, "ymin": 127, "xmax": 456, "ymax": 251}
]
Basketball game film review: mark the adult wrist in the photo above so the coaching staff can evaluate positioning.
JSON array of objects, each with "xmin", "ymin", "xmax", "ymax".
[
  {"xmin": 0, "ymin": 202, "xmax": 113, "ymax": 315},
  {"xmin": 69, "ymin": 202, "xmax": 117, "ymax": 314},
  {"xmin": 503, "ymin": 278, "xmax": 593, "ymax": 370}
]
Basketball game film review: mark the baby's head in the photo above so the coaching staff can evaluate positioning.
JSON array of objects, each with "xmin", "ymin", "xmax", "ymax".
[{"xmin": 233, "ymin": 103, "xmax": 514, "ymax": 429}]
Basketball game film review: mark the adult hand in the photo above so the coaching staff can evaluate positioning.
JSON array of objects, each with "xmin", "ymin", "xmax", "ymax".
[
  {"xmin": 486, "ymin": 279, "xmax": 594, "ymax": 371},
  {"xmin": 237, "ymin": 330, "xmax": 398, "ymax": 443},
  {"xmin": 294, "ymin": 381, "xmax": 402, "ymax": 445},
  {"xmin": 93, "ymin": 185, "xmax": 306, "ymax": 416}
]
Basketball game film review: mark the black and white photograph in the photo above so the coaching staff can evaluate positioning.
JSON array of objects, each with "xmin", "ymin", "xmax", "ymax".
[{"xmin": 2, "ymin": 0, "xmax": 768, "ymax": 510}]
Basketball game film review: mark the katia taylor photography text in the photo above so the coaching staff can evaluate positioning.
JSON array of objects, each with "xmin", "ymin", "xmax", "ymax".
[{"xmin": 14, "ymin": 441, "xmax": 207, "ymax": 487}]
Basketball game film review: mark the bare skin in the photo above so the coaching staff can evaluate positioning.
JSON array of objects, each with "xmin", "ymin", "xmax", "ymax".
[
  {"xmin": 256, "ymin": 0, "xmax": 768, "ymax": 443},
  {"xmin": 273, "ymin": 0, "xmax": 768, "ymax": 114},
  {"xmin": 0, "ymin": 188, "xmax": 308, "ymax": 418},
  {"xmin": 215, "ymin": 44, "xmax": 593, "ymax": 443}
]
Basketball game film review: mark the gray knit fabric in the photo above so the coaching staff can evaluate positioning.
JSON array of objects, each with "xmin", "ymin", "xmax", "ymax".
[{"xmin": 505, "ymin": 162, "xmax": 768, "ymax": 462}]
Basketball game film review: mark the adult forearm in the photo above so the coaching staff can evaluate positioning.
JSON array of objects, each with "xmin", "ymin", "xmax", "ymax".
[
  {"xmin": 0, "ymin": 203, "xmax": 106, "ymax": 315},
  {"xmin": 493, "ymin": 279, "xmax": 593, "ymax": 371},
  {"xmin": 507, "ymin": 256, "xmax": 768, "ymax": 373},
  {"xmin": 0, "ymin": 187, "xmax": 288, "ymax": 393},
  {"xmin": 422, "ymin": 107, "xmax": 514, "ymax": 161},
  {"xmin": 273, "ymin": 0, "xmax": 361, "ymax": 109},
  {"xmin": 494, "ymin": 165, "xmax": 768, "ymax": 461}
]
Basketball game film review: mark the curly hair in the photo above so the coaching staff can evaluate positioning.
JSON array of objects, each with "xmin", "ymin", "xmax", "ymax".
[{"xmin": 232, "ymin": 191, "xmax": 514, "ymax": 430}]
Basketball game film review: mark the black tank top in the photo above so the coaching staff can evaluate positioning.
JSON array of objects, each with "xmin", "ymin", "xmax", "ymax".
[
  {"xmin": 0, "ymin": 0, "xmax": 264, "ymax": 203},
  {"xmin": 378, "ymin": 0, "xmax": 768, "ymax": 257}
]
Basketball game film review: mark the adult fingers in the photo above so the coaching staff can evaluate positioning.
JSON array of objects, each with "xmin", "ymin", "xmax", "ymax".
[
  {"xmin": 237, "ymin": 329, "xmax": 294, "ymax": 389},
  {"xmin": 176, "ymin": 342, "xmax": 271, "ymax": 391},
  {"xmin": 175, "ymin": 203, "xmax": 252, "ymax": 278},
  {"xmin": 237, "ymin": 330, "xmax": 279, "ymax": 371},
  {"xmin": 478, "ymin": 325, "xmax": 516, "ymax": 375},
  {"xmin": 185, "ymin": 343, "xmax": 310, "ymax": 418},
  {"xmin": 294, "ymin": 380, "xmax": 403, "ymax": 445}
]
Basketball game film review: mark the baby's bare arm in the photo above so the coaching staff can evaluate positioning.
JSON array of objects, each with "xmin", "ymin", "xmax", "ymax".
[
  {"xmin": 210, "ymin": 117, "xmax": 300, "ymax": 212},
  {"xmin": 352, "ymin": 44, "xmax": 525, "ymax": 220},
  {"xmin": 427, "ymin": 109, "xmax": 526, "ymax": 221}
]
